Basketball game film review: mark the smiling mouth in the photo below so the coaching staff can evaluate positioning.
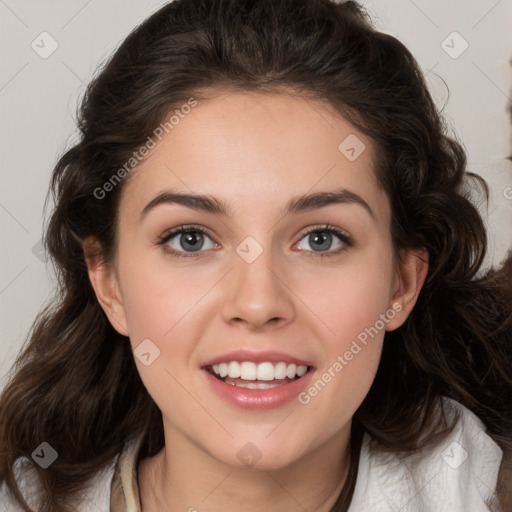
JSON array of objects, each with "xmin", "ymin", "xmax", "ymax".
[{"xmin": 205, "ymin": 361, "xmax": 313, "ymax": 389}]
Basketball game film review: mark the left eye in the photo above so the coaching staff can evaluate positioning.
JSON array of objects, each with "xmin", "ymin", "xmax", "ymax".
[{"xmin": 295, "ymin": 227, "xmax": 351, "ymax": 253}]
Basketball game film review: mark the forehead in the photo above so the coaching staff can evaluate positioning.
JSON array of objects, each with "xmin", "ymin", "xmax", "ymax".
[{"xmin": 119, "ymin": 90, "xmax": 390, "ymax": 225}]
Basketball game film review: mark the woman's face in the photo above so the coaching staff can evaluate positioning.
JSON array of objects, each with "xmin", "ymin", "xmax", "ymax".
[{"xmin": 90, "ymin": 90, "xmax": 423, "ymax": 470}]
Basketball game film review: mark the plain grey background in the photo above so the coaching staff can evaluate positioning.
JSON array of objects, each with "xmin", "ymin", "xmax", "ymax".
[{"xmin": 1, "ymin": 0, "xmax": 511, "ymax": 389}]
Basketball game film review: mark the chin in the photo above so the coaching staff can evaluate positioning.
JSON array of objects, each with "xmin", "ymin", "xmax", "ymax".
[{"xmin": 211, "ymin": 436, "xmax": 311, "ymax": 472}]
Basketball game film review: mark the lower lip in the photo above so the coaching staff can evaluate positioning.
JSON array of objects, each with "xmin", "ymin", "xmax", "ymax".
[{"xmin": 202, "ymin": 368, "xmax": 315, "ymax": 410}]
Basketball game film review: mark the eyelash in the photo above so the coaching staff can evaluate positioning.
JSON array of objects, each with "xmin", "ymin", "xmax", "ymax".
[{"xmin": 156, "ymin": 223, "xmax": 352, "ymax": 259}]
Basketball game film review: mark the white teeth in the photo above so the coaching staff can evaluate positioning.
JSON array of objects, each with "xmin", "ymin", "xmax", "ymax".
[
  {"xmin": 240, "ymin": 362, "xmax": 257, "ymax": 380},
  {"xmin": 218, "ymin": 363, "xmax": 228, "ymax": 378},
  {"xmin": 227, "ymin": 361, "xmax": 241, "ymax": 378},
  {"xmin": 286, "ymin": 364, "xmax": 297, "ymax": 379},
  {"xmin": 274, "ymin": 362, "xmax": 287, "ymax": 379},
  {"xmin": 256, "ymin": 362, "xmax": 275, "ymax": 381},
  {"xmin": 210, "ymin": 361, "xmax": 310, "ymax": 381},
  {"xmin": 296, "ymin": 365, "xmax": 308, "ymax": 377}
]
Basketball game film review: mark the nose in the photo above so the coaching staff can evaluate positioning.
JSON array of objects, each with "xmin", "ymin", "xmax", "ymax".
[{"xmin": 221, "ymin": 243, "xmax": 295, "ymax": 330}]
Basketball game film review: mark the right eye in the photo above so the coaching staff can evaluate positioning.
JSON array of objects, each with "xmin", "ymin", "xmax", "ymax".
[{"xmin": 157, "ymin": 225, "xmax": 219, "ymax": 258}]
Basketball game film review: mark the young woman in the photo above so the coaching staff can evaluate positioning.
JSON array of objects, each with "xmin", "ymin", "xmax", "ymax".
[{"xmin": 1, "ymin": 0, "xmax": 510, "ymax": 511}]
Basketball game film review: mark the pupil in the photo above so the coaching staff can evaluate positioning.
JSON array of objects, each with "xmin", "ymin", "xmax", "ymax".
[
  {"xmin": 181, "ymin": 232, "xmax": 203, "ymax": 251},
  {"xmin": 310, "ymin": 232, "xmax": 331, "ymax": 251}
]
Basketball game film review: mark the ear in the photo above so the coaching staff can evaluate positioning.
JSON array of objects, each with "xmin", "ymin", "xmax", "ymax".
[
  {"xmin": 82, "ymin": 236, "xmax": 130, "ymax": 337},
  {"xmin": 385, "ymin": 248, "xmax": 429, "ymax": 331}
]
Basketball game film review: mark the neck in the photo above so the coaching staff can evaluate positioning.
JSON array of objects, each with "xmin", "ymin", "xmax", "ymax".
[{"xmin": 139, "ymin": 424, "xmax": 353, "ymax": 512}]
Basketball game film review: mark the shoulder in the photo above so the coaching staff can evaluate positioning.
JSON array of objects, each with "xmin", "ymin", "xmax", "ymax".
[
  {"xmin": 350, "ymin": 397, "xmax": 504, "ymax": 512},
  {"xmin": 0, "ymin": 449, "xmax": 120, "ymax": 512}
]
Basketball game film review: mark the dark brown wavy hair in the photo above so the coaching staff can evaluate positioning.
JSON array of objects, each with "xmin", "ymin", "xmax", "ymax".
[{"xmin": 1, "ymin": 0, "xmax": 511, "ymax": 510}]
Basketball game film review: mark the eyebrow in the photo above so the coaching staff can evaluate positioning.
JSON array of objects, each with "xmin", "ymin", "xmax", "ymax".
[{"xmin": 140, "ymin": 186, "xmax": 374, "ymax": 221}]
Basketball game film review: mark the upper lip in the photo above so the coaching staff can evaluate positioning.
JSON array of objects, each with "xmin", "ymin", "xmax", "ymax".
[{"xmin": 202, "ymin": 349, "xmax": 314, "ymax": 368}]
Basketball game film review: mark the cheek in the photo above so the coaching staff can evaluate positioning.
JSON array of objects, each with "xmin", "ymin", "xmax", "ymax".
[
  {"xmin": 117, "ymin": 251, "xmax": 224, "ymax": 406},
  {"xmin": 117, "ymin": 255, "xmax": 213, "ymax": 420},
  {"xmin": 118, "ymin": 246, "xmax": 220, "ymax": 342},
  {"xmin": 295, "ymin": 248, "xmax": 394, "ymax": 348},
  {"xmin": 293, "ymin": 248, "xmax": 393, "ymax": 415}
]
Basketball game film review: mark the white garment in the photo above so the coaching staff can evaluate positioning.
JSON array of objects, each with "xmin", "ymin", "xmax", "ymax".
[{"xmin": 0, "ymin": 397, "xmax": 503, "ymax": 511}]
